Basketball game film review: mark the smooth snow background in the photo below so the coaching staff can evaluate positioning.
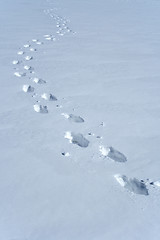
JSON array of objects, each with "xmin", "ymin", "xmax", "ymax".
[{"xmin": 0, "ymin": 0, "xmax": 160, "ymax": 239}]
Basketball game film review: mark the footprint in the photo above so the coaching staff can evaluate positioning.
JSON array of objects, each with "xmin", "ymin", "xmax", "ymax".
[
  {"xmin": 12, "ymin": 60, "xmax": 19, "ymax": 65},
  {"xmin": 61, "ymin": 113, "xmax": 84, "ymax": 123},
  {"xmin": 41, "ymin": 93, "xmax": 57, "ymax": 101},
  {"xmin": 44, "ymin": 34, "xmax": 51, "ymax": 38},
  {"xmin": 14, "ymin": 72, "xmax": 26, "ymax": 77},
  {"xmin": 65, "ymin": 131, "xmax": 89, "ymax": 148},
  {"xmin": 32, "ymin": 39, "xmax": 38, "ymax": 42},
  {"xmin": 25, "ymin": 56, "xmax": 33, "ymax": 61},
  {"xmin": 17, "ymin": 51, "xmax": 24, "ymax": 55},
  {"xmin": 45, "ymin": 36, "xmax": 55, "ymax": 41},
  {"xmin": 22, "ymin": 85, "xmax": 34, "ymax": 93},
  {"xmin": 33, "ymin": 104, "xmax": 48, "ymax": 113},
  {"xmin": 24, "ymin": 44, "xmax": 30, "ymax": 48},
  {"xmin": 114, "ymin": 174, "xmax": 149, "ymax": 195},
  {"xmin": 24, "ymin": 65, "xmax": 33, "ymax": 71},
  {"xmin": 36, "ymin": 41, "xmax": 43, "ymax": 45},
  {"xmin": 45, "ymin": 37, "xmax": 52, "ymax": 40},
  {"xmin": 99, "ymin": 146, "xmax": 127, "ymax": 162},
  {"xmin": 30, "ymin": 48, "xmax": 37, "ymax": 52},
  {"xmin": 33, "ymin": 77, "xmax": 46, "ymax": 84},
  {"xmin": 43, "ymin": 34, "xmax": 53, "ymax": 41}
]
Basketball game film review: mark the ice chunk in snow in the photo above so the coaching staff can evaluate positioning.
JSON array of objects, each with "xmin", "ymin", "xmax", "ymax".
[
  {"xmin": 62, "ymin": 113, "xmax": 70, "ymax": 119},
  {"xmin": 154, "ymin": 181, "xmax": 160, "ymax": 187}
]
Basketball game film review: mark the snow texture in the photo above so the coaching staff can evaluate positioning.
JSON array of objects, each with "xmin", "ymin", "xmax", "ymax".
[{"xmin": 1, "ymin": 0, "xmax": 160, "ymax": 239}]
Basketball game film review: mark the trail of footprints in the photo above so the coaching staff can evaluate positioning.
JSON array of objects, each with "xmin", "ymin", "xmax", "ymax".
[
  {"xmin": 12, "ymin": 7, "xmax": 160, "ymax": 197},
  {"xmin": 13, "ymin": 9, "xmax": 72, "ymax": 113}
]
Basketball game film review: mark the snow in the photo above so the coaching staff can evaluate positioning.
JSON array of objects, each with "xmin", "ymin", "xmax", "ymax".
[{"xmin": 1, "ymin": 0, "xmax": 160, "ymax": 239}]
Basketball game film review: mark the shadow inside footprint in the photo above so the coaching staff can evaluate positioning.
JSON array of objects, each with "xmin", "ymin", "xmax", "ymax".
[
  {"xmin": 114, "ymin": 174, "xmax": 149, "ymax": 195},
  {"xmin": 65, "ymin": 131, "xmax": 89, "ymax": 148},
  {"xmin": 69, "ymin": 114, "xmax": 84, "ymax": 123}
]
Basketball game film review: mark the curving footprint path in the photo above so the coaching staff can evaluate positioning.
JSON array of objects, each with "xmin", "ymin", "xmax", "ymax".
[
  {"xmin": 13, "ymin": 7, "xmax": 74, "ymax": 116},
  {"xmin": 12, "ymin": 2, "xmax": 158, "ymax": 197}
]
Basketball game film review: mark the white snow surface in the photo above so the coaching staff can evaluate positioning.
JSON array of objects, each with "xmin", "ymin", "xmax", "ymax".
[{"xmin": 1, "ymin": 0, "xmax": 160, "ymax": 239}]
